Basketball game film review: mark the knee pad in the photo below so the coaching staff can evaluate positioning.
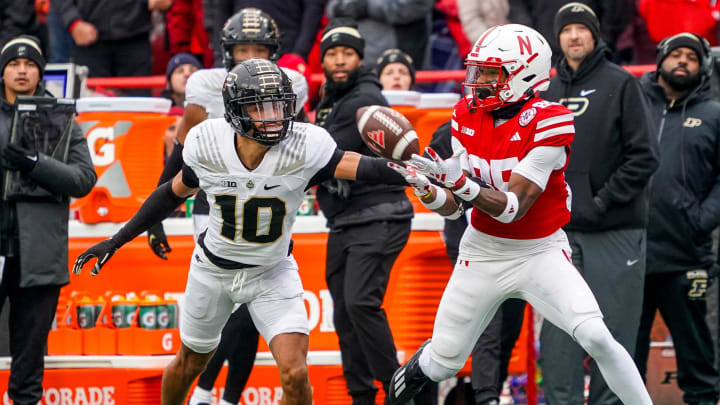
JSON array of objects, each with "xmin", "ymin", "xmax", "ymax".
[
  {"xmin": 573, "ymin": 317, "xmax": 614, "ymax": 358},
  {"xmin": 419, "ymin": 342, "xmax": 460, "ymax": 382}
]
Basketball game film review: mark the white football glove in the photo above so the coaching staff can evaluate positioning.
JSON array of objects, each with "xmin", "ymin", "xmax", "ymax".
[
  {"xmin": 387, "ymin": 162, "xmax": 431, "ymax": 197},
  {"xmin": 409, "ymin": 146, "xmax": 468, "ymax": 189}
]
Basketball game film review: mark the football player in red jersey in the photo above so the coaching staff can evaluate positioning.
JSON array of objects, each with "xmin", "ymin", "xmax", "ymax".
[{"xmin": 386, "ymin": 24, "xmax": 653, "ymax": 405}]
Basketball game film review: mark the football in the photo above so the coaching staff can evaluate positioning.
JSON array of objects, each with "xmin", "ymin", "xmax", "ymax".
[{"xmin": 356, "ymin": 105, "xmax": 419, "ymax": 161}]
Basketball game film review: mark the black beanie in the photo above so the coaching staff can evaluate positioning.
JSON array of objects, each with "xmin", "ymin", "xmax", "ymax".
[
  {"xmin": 376, "ymin": 49, "xmax": 416, "ymax": 85},
  {"xmin": 554, "ymin": 2, "xmax": 601, "ymax": 41},
  {"xmin": 656, "ymin": 32, "xmax": 708, "ymax": 71},
  {"xmin": 320, "ymin": 19, "xmax": 365, "ymax": 60},
  {"xmin": 0, "ymin": 35, "xmax": 45, "ymax": 78}
]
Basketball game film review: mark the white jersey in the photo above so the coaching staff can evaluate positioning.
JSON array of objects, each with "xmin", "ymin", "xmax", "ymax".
[
  {"xmin": 183, "ymin": 119, "xmax": 337, "ymax": 266},
  {"xmin": 185, "ymin": 67, "xmax": 227, "ymax": 118}
]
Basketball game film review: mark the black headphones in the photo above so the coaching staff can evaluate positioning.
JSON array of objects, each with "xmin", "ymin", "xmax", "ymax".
[{"xmin": 656, "ymin": 32, "xmax": 713, "ymax": 77}]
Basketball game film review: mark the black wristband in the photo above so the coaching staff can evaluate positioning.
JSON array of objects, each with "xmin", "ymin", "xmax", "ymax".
[
  {"xmin": 113, "ymin": 182, "xmax": 187, "ymax": 246},
  {"xmin": 356, "ymin": 156, "xmax": 406, "ymax": 185}
]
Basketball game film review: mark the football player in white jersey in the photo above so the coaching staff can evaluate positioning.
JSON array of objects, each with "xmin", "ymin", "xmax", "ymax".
[
  {"xmin": 145, "ymin": 9, "xmax": 305, "ymax": 405},
  {"xmin": 384, "ymin": 24, "xmax": 653, "ymax": 405},
  {"xmin": 72, "ymin": 59, "xmax": 408, "ymax": 405}
]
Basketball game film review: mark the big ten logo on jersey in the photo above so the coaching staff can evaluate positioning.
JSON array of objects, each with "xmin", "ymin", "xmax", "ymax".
[
  {"xmin": 83, "ymin": 121, "xmax": 132, "ymax": 166},
  {"xmin": 210, "ymin": 386, "xmax": 283, "ymax": 405},
  {"xmin": 304, "ymin": 289, "xmax": 335, "ymax": 332},
  {"xmin": 3, "ymin": 386, "xmax": 116, "ymax": 405},
  {"xmin": 467, "ymin": 156, "xmax": 519, "ymax": 191}
]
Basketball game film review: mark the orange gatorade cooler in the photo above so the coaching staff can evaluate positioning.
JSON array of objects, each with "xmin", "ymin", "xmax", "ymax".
[{"xmin": 71, "ymin": 97, "xmax": 176, "ymax": 223}]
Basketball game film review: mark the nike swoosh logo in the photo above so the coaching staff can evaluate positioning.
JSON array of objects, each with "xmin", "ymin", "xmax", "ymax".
[
  {"xmin": 28, "ymin": 155, "xmax": 38, "ymax": 162},
  {"xmin": 627, "ymin": 259, "xmax": 639, "ymax": 266},
  {"xmin": 580, "ymin": 89, "xmax": 596, "ymax": 97},
  {"xmin": 264, "ymin": 184, "xmax": 280, "ymax": 190}
]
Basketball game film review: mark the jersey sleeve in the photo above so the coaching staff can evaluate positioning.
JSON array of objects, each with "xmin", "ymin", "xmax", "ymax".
[
  {"xmin": 305, "ymin": 124, "xmax": 339, "ymax": 172},
  {"xmin": 181, "ymin": 124, "xmax": 201, "ymax": 170},
  {"xmin": 513, "ymin": 146, "xmax": 567, "ymax": 190},
  {"xmin": 530, "ymin": 102, "xmax": 575, "ymax": 148},
  {"xmin": 185, "ymin": 69, "xmax": 223, "ymax": 114}
]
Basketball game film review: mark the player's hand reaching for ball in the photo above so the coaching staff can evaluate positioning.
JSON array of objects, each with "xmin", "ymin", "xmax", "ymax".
[
  {"xmin": 409, "ymin": 146, "xmax": 468, "ymax": 189},
  {"xmin": 388, "ymin": 162, "xmax": 432, "ymax": 197}
]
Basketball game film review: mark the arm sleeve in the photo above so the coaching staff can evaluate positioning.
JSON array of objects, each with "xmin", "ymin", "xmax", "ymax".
[
  {"xmin": 157, "ymin": 140, "xmax": 184, "ymax": 186},
  {"xmin": 182, "ymin": 163, "xmax": 200, "ymax": 188},
  {"xmin": 512, "ymin": 146, "xmax": 567, "ymax": 190},
  {"xmin": 307, "ymin": 148, "xmax": 344, "ymax": 189},
  {"xmin": 113, "ymin": 182, "xmax": 187, "ymax": 246},
  {"xmin": 595, "ymin": 78, "xmax": 659, "ymax": 209},
  {"xmin": 28, "ymin": 121, "xmax": 97, "ymax": 198},
  {"xmin": 356, "ymin": 156, "xmax": 406, "ymax": 185}
]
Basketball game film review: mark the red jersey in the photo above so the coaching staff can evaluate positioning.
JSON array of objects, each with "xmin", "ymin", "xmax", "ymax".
[{"xmin": 451, "ymin": 96, "xmax": 574, "ymax": 239}]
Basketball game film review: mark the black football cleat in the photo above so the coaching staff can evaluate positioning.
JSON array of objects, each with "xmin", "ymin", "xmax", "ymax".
[{"xmin": 387, "ymin": 339, "xmax": 432, "ymax": 405}]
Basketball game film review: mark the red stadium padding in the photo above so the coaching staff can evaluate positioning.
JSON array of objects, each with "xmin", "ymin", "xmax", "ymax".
[{"xmin": 86, "ymin": 65, "xmax": 658, "ymax": 90}]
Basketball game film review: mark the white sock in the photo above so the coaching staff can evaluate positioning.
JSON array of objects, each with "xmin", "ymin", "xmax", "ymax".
[
  {"xmin": 573, "ymin": 317, "xmax": 652, "ymax": 405},
  {"xmin": 220, "ymin": 400, "xmax": 237, "ymax": 405},
  {"xmin": 188, "ymin": 387, "xmax": 212, "ymax": 405}
]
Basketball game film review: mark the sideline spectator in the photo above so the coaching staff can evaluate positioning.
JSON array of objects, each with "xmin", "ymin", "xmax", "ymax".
[
  {"xmin": 166, "ymin": 0, "xmax": 214, "ymax": 67},
  {"xmin": 0, "ymin": 35, "xmax": 96, "ymax": 405},
  {"xmin": 540, "ymin": 4, "xmax": 658, "ymax": 405},
  {"xmin": 509, "ymin": 0, "xmax": 631, "ymax": 65},
  {"xmin": 315, "ymin": 19, "xmax": 414, "ymax": 405},
  {"xmin": 457, "ymin": 0, "xmax": 508, "ymax": 55},
  {"xmin": 54, "ymin": 0, "xmax": 172, "ymax": 94},
  {"xmin": 376, "ymin": 48, "xmax": 416, "ymax": 90},
  {"xmin": 0, "ymin": 0, "xmax": 46, "ymax": 51},
  {"xmin": 635, "ymin": 32, "xmax": 720, "ymax": 405},
  {"xmin": 162, "ymin": 52, "xmax": 202, "ymax": 107},
  {"xmin": 326, "ymin": 0, "xmax": 434, "ymax": 69}
]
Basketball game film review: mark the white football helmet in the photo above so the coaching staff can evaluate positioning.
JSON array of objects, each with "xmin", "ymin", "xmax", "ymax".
[{"xmin": 463, "ymin": 24, "xmax": 552, "ymax": 111}]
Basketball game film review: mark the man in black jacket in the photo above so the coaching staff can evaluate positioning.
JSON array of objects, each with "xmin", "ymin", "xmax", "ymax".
[
  {"xmin": 53, "ymin": 0, "xmax": 171, "ymax": 94},
  {"xmin": 315, "ymin": 20, "xmax": 414, "ymax": 405},
  {"xmin": 634, "ymin": 32, "xmax": 720, "ymax": 405},
  {"xmin": 539, "ymin": 4, "xmax": 659, "ymax": 405},
  {"xmin": 0, "ymin": 35, "xmax": 96, "ymax": 405}
]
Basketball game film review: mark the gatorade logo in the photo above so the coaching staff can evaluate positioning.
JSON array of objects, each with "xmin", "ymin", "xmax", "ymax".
[
  {"xmin": 162, "ymin": 332, "xmax": 174, "ymax": 351},
  {"xmin": 141, "ymin": 311, "xmax": 156, "ymax": 327},
  {"xmin": 157, "ymin": 312, "xmax": 169, "ymax": 328},
  {"xmin": 84, "ymin": 121, "xmax": 132, "ymax": 167}
]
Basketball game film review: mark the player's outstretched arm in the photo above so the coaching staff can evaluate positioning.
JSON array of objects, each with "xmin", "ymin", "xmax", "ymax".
[
  {"xmin": 147, "ymin": 104, "xmax": 208, "ymax": 257},
  {"xmin": 333, "ymin": 151, "xmax": 406, "ymax": 184},
  {"xmin": 73, "ymin": 172, "xmax": 199, "ymax": 276}
]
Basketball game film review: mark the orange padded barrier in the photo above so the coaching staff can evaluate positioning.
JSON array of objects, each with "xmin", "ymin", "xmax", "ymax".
[{"xmin": 71, "ymin": 110, "xmax": 175, "ymax": 223}]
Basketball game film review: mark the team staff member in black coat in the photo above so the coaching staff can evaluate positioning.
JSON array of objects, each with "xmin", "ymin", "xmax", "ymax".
[
  {"xmin": 539, "ymin": 4, "xmax": 659, "ymax": 405},
  {"xmin": 315, "ymin": 19, "xmax": 414, "ymax": 405},
  {"xmin": 0, "ymin": 36, "xmax": 96, "ymax": 405},
  {"xmin": 634, "ymin": 32, "xmax": 720, "ymax": 405}
]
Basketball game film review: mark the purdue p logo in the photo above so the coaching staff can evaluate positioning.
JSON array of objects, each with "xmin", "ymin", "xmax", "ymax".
[{"xmin": 684, "ymin": 117, "xmax": 702, "ymax": 128}]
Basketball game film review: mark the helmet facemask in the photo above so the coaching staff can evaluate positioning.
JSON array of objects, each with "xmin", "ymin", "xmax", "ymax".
[
  {"xmin": 226, "ymin": 93, "xmax": 296, "ymax": 146},
  {"xmin": 462, "ymin": 59, "xmax": 529, "ymax": 111}
]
